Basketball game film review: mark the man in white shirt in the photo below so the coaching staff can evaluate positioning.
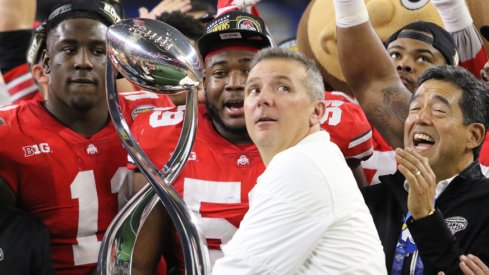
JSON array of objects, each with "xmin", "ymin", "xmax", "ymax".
[{"xmin": 212, "ymin": 47, "xmax": 386, "ymax": 274}]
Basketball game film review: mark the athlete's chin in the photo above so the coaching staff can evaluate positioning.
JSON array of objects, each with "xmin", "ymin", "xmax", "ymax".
[{"xmin": 69, "ymin": 98, "xmax": 99, "ymax": 113}]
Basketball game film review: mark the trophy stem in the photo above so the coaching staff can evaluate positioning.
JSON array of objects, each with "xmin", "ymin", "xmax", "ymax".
[{"xmin": 98, "ymin": 62, "xmax": 210, "ymax": 275}]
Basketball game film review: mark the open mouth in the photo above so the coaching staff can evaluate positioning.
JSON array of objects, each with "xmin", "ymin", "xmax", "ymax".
[
  {"xmin": 224, "ymin": 100, "xmax": 244, "ymax": 117},
  {"xmin": 413, "ymin": 133, "xmax": 435, "ymax": 151}
]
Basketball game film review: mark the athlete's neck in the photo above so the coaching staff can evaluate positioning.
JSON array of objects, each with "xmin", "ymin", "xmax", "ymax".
[{"xmin": 43, "ymin": 98, "xmax": 109, "ymax": 137}]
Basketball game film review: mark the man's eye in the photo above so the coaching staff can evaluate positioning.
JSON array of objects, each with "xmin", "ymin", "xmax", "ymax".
[
  {"xmin": 277, "ymin": 86, "xmax": 289, "ymax": 92},
  {"xmin": 92, "ymin": 48, "xmax": 106, "ymax": 56},
  {"xmin": 213, "ymin": 71, "xmax": 227, "ymax": 77},
  {"xmin": 389, "ymin": 52, "xmax": 400, "ymax": 59},
  {"xmin": 62, "ymin": 48, "xmax": 75, "ymax": 54},
  {"xmin": 416, "ymin": 56, "xmax": 431, "ymax": 63},
  {"xmin": 248, "ymin": 88, "xmax": 259, "ymax": 94}
]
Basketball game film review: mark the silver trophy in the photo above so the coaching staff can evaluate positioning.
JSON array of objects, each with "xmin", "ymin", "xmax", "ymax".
[{"xmin": 98, "ymin": 18, "xmax": 210, "ymax": 274}]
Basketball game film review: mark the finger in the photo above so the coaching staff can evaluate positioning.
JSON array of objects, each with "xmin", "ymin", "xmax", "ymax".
[
  {"xmin": 396, "ymin": 148, "xmax": 429, "ymax": 176},
  {"xmin": 396, "ymin": 148, "xmax": 434, "ymax": 189},
  {"xmin": 395, "ymin": 149, "xmax": 418, "ymax": 173},
  {"xmin": 396, "ymin": 149, "xmax": 424, "ymax": 188},
  {"xmin": 139, "ymin": 7, "xmax": 150, "ymax": 18},
  {"xmin": 398, "ymin": 164, "xmax": 419, "ymax": 189},
  {"xmin": 460, "ymin": 261, "xmax": 476, "ymax": 275},
  {"xmin": 467, "ymin": 254, "xmax": 489, "ymax": 274},
  {"xmin": 407, "ymin": 148, "xmax": 436, "ymax": 181},
  {"xmin": 461, "ymin": 255, "xmax": 483, "ymax": 274},
  {"xmin": 437, "ymin": 272, "xmax": 445, "ymax": 275},
  {"xmin": 179, "ymin": 3, "xmax": 192, "ymax": 13}
]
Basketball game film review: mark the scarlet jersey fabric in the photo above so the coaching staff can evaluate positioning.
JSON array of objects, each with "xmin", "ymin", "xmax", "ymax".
[
  {"xmin": 3, "ymin": 63, "xmax": 43, "ymax": 103},
  {"xmin": 322, "ymin": 91, "xmax": 373, "ymax": 163},
  {"xmin": 129, "ymin": 103, "xmax": 264, "ymax": 265},
  {"xmin": 478, "ymin": 134, "xmax": 489, "ymax": 177},
  {"xmin": 118, "ymin": 91, "xmax": 175, "ymax": 128},
  {"xmin": 361, "ymin": 127, "xmax": 397, "ymax": 185},
  {"xmin": 325, "ymin": 92, "xmax": 395, "ymax": 185},
  {"xmin": 0, "ymin": 100, "xmax": 130, "ymax": 274}
]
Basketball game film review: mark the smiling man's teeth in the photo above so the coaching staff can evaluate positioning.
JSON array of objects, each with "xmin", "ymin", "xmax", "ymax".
[{"xmin": 414, "ymin": 133, "xmax": 434, "ymax": 142}]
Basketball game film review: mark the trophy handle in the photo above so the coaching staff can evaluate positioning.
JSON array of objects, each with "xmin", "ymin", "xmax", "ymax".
[{"xmin": 97, "ymin": 61, "xmax": 210, "ymax": 274}]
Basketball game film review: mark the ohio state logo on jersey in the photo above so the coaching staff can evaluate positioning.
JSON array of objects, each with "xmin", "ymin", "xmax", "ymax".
[
  {"xmin": 23, "ymin": 143, "xmax": 51, "ymax": 157},
  {"xmin": 86, "ymin": 144, "xmax": 99, "ymax": 156},
  {"xmin": 236, "ymin": 154, "xmax": 250, "ymax": 167}
]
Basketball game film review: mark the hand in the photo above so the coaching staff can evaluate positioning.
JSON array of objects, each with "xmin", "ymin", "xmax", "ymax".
[
  {"xmin": 438, "ymin": 254, "xmax": 489, "ymax": 275},
  {"xmin": 139, "ymin": 0, "xmax": 192, "ymax": 20},
  {"xmin": 395, "ymin": 147, "xmax": 436, "ymax": 219},
  {"xmin": 460, "ymin": 254, "xmax": 489, "ymax": 275}
]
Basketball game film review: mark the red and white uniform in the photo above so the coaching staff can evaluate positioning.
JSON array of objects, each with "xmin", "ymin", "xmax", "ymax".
[
  {"xmin": 478, "ymin": 135, "xmax": 489, "ymax": 177},
  {"xmin": 322, "ymin": 91, "xmax": 373, "ymax": 163},
  {"xmin": 325, "ymin": 92, "xmax": 395, "ymax": 185},
  {"xmin": 361, "ymin": 127, "xmax": 396, "ymax": 185},
  {"xmin": 3, "ymin": 63, "xmax": 42, "ymax": 103},
  {"xmin": 125, "ymin": 90, "xmax": 374, "ymax": 268},
  {"xmin": 453, "ymin": 24, "xmax": 487, "ymax": 78},
  {"xmin": 0, "ymin": 100, "xmax": 131, "ymax": 274},
  {"xmin": 129, "ymin": 103, "xmax": 265, "ymax": 268}
]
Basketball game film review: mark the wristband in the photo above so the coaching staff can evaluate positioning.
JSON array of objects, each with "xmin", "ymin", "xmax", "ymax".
[
  {"xmin": 333, "ymin": 0, "xmax": 369, "ymax": 28},
  {"xmin": 432, "ymin": 0, "xmax": 472, "ymax": 32}
]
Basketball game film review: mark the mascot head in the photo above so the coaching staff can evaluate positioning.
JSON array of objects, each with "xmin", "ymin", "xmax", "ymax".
[{"xmin": 297, "ymin": 0, "xmax": 443, "ymax": 93}]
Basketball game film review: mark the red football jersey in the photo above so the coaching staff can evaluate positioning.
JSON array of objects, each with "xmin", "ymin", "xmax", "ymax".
[
  {"xmin": 361, "ymin": 126, "xmax": 397, "ymax": 185},
  {"xmin": 3, "ymin": 63, "xmax": 43, "ymax": 103},
  {"xmin": 324, "ymin": 92, "xmax": 394, "ymax": 185},
  {"xmin": 478, "ymin": 134, "xmax": 489, "ymax": 177},
  {"xmin": 322, "ymin": 91, "xmax": 373, "ymax": 163},
  {"xmin": 0, "ymin": 100, "xmax": 131, "ymax": 274},
  {"xmin": 130, "ymin": 103, "xmax": 265, "ymax": 267}
]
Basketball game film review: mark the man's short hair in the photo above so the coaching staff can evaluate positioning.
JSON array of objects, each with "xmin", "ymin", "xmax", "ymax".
[
  {"xmin": 155, "ymin": 11, "xmax": 205, "ymax": 42},
  {"xmin": 385, "ymin": 21, "xmax": 459, "ymax": 66},
  {"xmin": 251, "ymin": 47, "xmax": 325, "ymax": 101},
  {"xmin": 417, "ymin": 65, "xmax": 489, "ymax": 158}
]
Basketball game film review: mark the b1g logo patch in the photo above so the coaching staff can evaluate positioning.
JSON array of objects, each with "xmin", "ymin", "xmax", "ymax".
[
  {"xmin": 23, "ymin": 143, "xmax": 51, "ymax": 157},
  {"xmin": 236, "ymin": 16, "xmax": 261, "ymax": 32}
]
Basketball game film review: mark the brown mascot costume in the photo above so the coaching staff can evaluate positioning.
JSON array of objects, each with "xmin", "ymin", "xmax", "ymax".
[{"xmin": 297, "ymin": 0, "xmax": 445, "ymax": 94}]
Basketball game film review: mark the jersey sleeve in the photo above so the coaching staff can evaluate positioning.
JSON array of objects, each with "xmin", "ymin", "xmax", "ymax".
[
  {"xmin": 118, "ymin": 91, "xmax": 175, "ymax": 127},
  {"xmin": 0, "ymin": 104, "xmax": 22, "ymax": 193},
  {"xmin": 452, "ymin": 25, "xmax": 488, "ymax": 77},
  {"xmin": 320, "ymin": 99, "xmax": 373, "ymax": 163},
  {"xmin": 126, "ymin": 104, "xmax": 184, "ymax": 171},
  {"xmin": 3, "ymin": 63, "xmax": 41, "ymax": 103}
]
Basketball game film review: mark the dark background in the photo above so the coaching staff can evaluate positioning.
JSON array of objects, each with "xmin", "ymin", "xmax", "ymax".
[{"xmin": 36, "ymin": 0, "xmax": 311, "ymax": 45}]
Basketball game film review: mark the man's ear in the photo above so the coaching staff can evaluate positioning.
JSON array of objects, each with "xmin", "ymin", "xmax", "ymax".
[
  {"xmin": 466, "ymin": 123, "xmax": 485, "ymax": 150},
  {"xmin": 41, "ymin": 49, "xmax": 50, "ymax": 74},
  {"xmin": 310, "ymin": 100, "xmax": 326, "ymax": 127}
]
